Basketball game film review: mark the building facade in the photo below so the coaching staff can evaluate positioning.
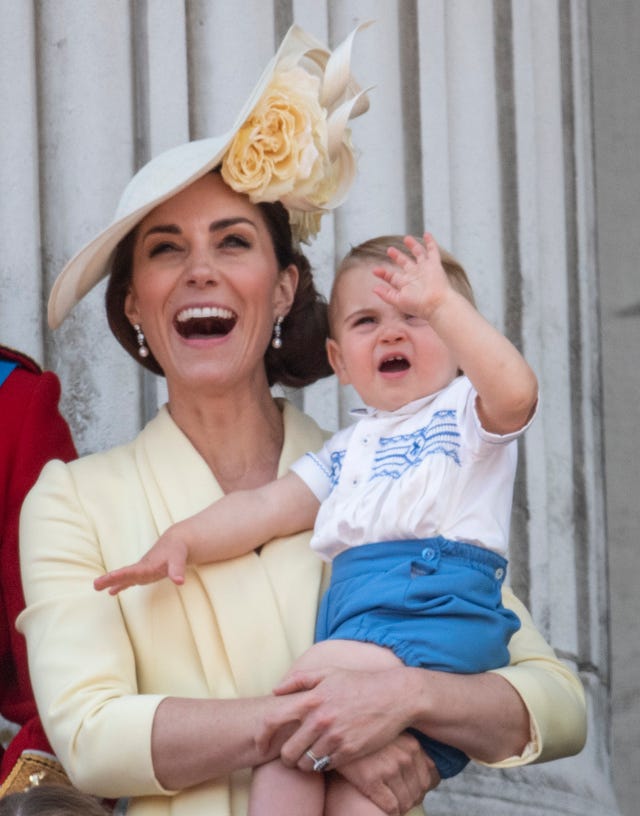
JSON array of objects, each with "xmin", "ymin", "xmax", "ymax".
[{"xmin": 1, "ymin": 1, "xmax": 637, "ymax": 813}]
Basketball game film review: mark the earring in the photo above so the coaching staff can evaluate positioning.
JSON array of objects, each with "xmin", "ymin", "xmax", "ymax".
[
  {"xmin": 134, "ymin": 323, "xmax": 149, "ymax": 358},
  {"xmin": 271, "ymin": 316, "xmax": 283, "ymax": 349}
]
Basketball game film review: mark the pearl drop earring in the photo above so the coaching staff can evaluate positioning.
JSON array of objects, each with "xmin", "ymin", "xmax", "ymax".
[
  {"xmin": 134, "ymin": 324, "xmax": 149, "ymax": 358},
  {"xmin": 271, "ymin": 316, "xmax": 284, "ymax": 349}
]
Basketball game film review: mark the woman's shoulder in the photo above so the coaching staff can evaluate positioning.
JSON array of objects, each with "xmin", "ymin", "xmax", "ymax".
[{"xmin": 35, "ymin": 438, "xmax": 137, "ymax": 499}]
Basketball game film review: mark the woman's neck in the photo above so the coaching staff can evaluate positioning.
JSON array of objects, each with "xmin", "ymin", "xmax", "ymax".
[{"xmin": 166, "ymin": 381, "xmax": 285, "ymax": 494}]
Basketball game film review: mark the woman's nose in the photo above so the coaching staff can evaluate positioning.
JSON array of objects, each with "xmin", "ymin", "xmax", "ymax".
[{"xmin": 185, "ymin": 249, "xmax": 218, "ymax": 287}]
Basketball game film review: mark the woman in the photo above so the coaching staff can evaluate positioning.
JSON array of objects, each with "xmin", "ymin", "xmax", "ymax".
[{"xmin": 17, "ymin": 24, "xmax": 585, "ymax": 816}]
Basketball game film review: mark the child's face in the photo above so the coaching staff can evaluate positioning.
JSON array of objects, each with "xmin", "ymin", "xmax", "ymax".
[{"xmin": 327, "ymin": 262, "xmax": 459, "ymax": 412}]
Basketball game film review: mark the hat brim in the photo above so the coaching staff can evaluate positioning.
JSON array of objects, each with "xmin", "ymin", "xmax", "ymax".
[{"xmin": 47, "ymin": 24, "xmax": 328, "ymax": 330}]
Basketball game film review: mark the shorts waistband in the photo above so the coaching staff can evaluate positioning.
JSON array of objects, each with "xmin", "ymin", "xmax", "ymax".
[{"xmin": 331, "ymin": 536, "xmax": 508, "ymax": 582}]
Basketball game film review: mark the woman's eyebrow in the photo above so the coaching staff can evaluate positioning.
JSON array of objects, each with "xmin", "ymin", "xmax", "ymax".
[
  {"xmin": 209, "ymin": 217, "xmax": 255, "ymax": 232},
  {"xmin": 141, "ymin": 224, "xmax": 181, "ymax": 240},
  {"xmin": 141, "ymin": 217, "xmax": 256, "ymax": 241}
]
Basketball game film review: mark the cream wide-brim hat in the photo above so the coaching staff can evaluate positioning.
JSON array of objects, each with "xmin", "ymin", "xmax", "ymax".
[{"xmin": 48, "ymin": 22, "xmax": 371, "ymax": 329}]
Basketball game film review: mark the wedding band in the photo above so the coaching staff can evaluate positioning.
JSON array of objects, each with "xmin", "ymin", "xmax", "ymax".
[{"xmin": 306, "ymin": 749, "xmax": 331, "ymax": 772}]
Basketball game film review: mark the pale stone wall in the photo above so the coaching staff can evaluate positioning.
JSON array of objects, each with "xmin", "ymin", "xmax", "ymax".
[
  {"xmin": 0, "ymin": 1, "xmax": 631, "ymax": 813},
  {"xmin": 590, "ymin": 2, "xmax": 640, "ymax": 815}
]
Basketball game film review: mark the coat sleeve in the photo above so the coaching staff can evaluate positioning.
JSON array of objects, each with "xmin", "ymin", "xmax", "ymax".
[
  {"xmin": 0, "ymin": 365, "xmax": 77, "ymax": 783},
  {"xmin": 483, "ymin": 587, "xmax": 587, "ymax": 766},
  {"xmin": 17, "ymin": 458, "xmax": 170, "ymax": 798}
]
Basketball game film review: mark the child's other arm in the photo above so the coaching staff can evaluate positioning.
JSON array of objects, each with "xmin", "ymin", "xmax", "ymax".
[
  {"xmin": 376, "ymin": 233, "xmax": 538, "ymax": 435},
  {"xmin": 93, "ymin": 472, "xmax": 320, "ymax": 594}
]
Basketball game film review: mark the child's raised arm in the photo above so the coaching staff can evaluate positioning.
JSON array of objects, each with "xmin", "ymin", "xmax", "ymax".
[
  {"xmin": 93, "ymin": 472, "xmax": 320, "ymax": 594},
  {"xmin": 374, "ymin": 232, "xmax": 538, "ymax": 435}
]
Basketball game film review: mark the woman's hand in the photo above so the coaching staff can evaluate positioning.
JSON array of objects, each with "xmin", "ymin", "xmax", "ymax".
[
  {"xmin": 264, "ymin": 665, "xmax": 417, "ymax": 769},
  {"xmin": 337, "ymin": 733, "xmax": 439, "ymax": 815}
]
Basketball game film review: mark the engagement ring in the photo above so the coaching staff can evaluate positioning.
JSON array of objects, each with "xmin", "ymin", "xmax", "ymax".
[{"xmin": 305, "ymin": 749, "xmax": 331, "ymax": 772}]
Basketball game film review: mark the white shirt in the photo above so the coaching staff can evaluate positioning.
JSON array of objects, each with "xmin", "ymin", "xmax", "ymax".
[{"xmin": 290, "ymin": 376, "xmax": 535, "ymax": 561}]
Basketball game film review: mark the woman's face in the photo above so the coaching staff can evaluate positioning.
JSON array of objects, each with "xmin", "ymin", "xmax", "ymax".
[{"xmin": 125, "ymin": 173, "xmax": 297, "ymax": 396}]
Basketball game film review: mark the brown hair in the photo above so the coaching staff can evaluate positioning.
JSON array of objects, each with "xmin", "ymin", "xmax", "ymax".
[
  {"xmin": 329, "ymin": 234, "xmax": 476, "ymax": 334},
  {"xmin": 0, "ymin": 785, "xmax": 108, "ymax": 816},
  {"xmin": 105, "ymin": 172, "xmax": 332, "ymax": 387}
]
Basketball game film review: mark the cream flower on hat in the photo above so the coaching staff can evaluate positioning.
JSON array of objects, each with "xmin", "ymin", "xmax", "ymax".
[
  {"xmin": 48, "ymin": 22, "xmax": 371, "ymax": 328},
  {"xmin": 222, "ymin": 27, "xmax": 370, "ymax": 242}
]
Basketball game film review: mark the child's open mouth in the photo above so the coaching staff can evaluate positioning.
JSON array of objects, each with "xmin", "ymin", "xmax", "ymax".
[
  {"xmin": 175, "ymin": 306, "xmax": 237, "ymax": 339},
  {"xmin": 379, "ymin": 355, "xmax": 410, "ymax": 373}
]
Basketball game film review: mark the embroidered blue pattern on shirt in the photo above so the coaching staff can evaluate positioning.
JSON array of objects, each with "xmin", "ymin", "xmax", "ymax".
[
  {"xmin": 306, "ymin": 450, "xmax": 346, "ymax": 491},
  {"xmin": 329, "ymin": 450, "xmax": 346, "ymax": 488},
  {"xmin": 371, "ymin": 410, "xmax": 461, "ymax": 480}
]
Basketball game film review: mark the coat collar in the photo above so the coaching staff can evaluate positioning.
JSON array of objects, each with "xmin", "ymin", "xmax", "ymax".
[{"xmin": 133, "ymin": 400, "xmax": 327, "ymax": 695}]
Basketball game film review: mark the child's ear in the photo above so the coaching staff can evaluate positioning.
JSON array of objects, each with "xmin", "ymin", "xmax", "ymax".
[{"xmin": 326, "ymin": 338, "xmax": 351, "ymax": 385}]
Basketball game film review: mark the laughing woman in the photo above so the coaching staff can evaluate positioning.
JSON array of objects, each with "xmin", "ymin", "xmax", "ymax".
[{"xmin": 17, "ymin": 24, "xmax": 585, "ymax": 816}]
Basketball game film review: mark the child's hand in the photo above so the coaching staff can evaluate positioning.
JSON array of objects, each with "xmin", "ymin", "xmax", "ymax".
[
  {"xmin": 373, "ymin": 232, "xmax": 451, "ymax": 319},
  {"xmin": 93, "ymin": 532, "xmax": 188, "ymax": 595}
]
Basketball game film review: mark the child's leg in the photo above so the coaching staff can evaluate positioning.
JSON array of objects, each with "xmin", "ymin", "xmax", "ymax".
[
  {"xmin": 325, "ymin": 774, "xmax": 388, "ymax": 816},
  {"xmin": 248, "ymin": 758, "xmax": 324, "ymax": 816},
  {"xmin": 287, "ymin": 637, "xmax": 405, "ymax": 677}
]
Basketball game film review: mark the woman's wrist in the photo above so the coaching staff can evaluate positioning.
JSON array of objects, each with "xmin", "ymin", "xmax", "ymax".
[{"xmin": 401, "ymin": 667, "xmax": 530, "ymax": 764}]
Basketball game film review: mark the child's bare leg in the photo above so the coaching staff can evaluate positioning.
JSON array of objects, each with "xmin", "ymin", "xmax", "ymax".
[
  {"xmin": 287, "ymin": 638, "xmax": 405, "ymax": 677},
  {"xmin": 248, "ymin": 758, "xmax": 324, "ymax": 816},
  {"xmin": 325, "ymin": 774, "xmax": 388, "ymax": 816}
]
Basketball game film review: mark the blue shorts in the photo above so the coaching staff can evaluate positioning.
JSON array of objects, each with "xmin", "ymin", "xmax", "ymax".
[{"xmin": 315, "ymin": 536, "xmax": 521, "ymax": 778}]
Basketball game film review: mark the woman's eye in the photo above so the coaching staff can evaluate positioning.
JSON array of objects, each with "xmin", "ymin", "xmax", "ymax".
[
  {"xmin": 219, "ymin": 233, "xmax": 251, "ymax": 249},
  {"xmin": 149, "ymin": 241, "xmax": 179, "ymax": 258}
]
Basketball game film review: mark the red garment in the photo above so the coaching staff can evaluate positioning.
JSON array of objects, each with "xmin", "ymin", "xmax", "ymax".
[{"xmin": 0, "ymin": 345, "xmax": 77, "ymax": 783}]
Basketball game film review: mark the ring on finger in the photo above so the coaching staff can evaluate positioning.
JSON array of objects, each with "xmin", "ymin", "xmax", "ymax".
[{"xmin": 306, "ymin": 749, "xmax": 331, "ymax": 772}]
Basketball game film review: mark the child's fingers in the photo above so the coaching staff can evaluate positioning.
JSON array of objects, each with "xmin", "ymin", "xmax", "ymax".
[
  {"xmin": 167, "ymin": 555, "xmax": 186, "ymax": 585},
  {"xmin": 421, "ymin": 232, "xmax": 441, "ymax": 261},
  {"xmin": 94, "ymin": 571, "xmax": 130, "ymax": 591},
  {"xmin": 107, "ymin": 582, "xmax": 131, "ymax": 596},
  {"xmin": 94, "ymin": 560, "xmax": 167, "ymax": 593},
  {"xmin": 372, "ymin": 265, "xmax": 398, "ymax": 285},
  {"xmin": 372, "ymin": 283, "xmax": 399, "ymax": 307}
]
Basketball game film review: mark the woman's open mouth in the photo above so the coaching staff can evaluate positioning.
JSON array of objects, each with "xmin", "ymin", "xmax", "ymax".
[
  {"xmin": 175, "ymin": 306, "xmax": 237, "ymax": 339},
  {"xmin": 379, "ymin": 354, "xmax": 410, "ymax": 373}
]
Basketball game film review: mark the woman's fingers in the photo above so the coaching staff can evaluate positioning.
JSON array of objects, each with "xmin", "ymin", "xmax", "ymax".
[{"xmin": 336, "ymin": 734, "xmax": 439, "ymax": 815}]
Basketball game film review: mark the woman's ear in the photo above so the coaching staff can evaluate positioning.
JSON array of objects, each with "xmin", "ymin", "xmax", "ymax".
[
  {"xmin": 124, "ymin": 288, "xmax": 140, "ymax": 326},
  {"xmin": 326, "ymin": 338, "xmax": 351, "ymax": 385},
  {"xmin": 274, "ymin": 264, "xmax": 299, "ymax": 317}
]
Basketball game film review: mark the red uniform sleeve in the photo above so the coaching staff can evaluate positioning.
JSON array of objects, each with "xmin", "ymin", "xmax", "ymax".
[{"xmin": 0, "ymin": 353, "xmax": 77, "ymax": 783}]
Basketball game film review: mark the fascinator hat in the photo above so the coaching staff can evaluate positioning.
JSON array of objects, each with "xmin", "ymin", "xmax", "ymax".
[{"xmin": 48, "ymin": 22, "xmax": 372, "ymax": 329}]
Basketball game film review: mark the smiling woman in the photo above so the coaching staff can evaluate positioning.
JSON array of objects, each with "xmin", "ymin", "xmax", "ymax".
[
  {"xmin": 16, "ymin": 22, "xmax": 586, "ymax": 816},
  {"xmin": 106, "ymin": 173, "xmax": 331, "ymax": 389}
]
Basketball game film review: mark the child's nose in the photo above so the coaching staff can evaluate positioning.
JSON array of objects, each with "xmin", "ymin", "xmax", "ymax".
[{"xmin": 380, "ymin": 320, "xmax": 406, "ymax": 342}]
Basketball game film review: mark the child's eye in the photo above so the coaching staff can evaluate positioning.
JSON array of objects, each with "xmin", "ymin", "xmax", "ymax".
[
  {"xmin": 353, "ymin": 315, "xmax": 376, "ymax": 326},
  {"xmin": 406, "ymin": 314, "xmax": 428, "ymax": 326}
]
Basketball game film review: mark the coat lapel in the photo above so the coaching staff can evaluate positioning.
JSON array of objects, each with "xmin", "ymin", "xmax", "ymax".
[{"xmin": 133, "ymin": 402, "xmax": 327, "ymax": 697}]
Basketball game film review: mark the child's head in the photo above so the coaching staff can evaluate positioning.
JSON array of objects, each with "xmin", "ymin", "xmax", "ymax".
[
  {"xmin": 329, "ymin": 235, "xmax": 475, "ymax": 330},
  {"xmin": 0, "ymin": 785, "xmax": 107, "ymax": 816},
  {"xmin": 326, "ymin": 235, "xmax": 475, "ymax": 412}
]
